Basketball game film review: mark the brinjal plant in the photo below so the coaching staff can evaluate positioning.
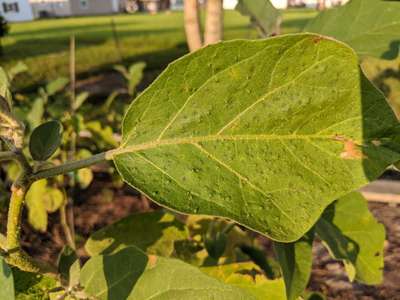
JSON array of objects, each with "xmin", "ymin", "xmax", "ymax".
[{"xmin": 1, "ymin": 31, "xmax": 400, "ymax": 299}]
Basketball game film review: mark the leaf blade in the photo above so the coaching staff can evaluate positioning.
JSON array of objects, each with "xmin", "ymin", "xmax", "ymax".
[
  {"xmin": 274, "ymin": 231, "xmax": 314, "ymax": 300},
  {"xmin": 0, "ymin": 256, "xmax": 15, "ymax": 300},
  {"xmin": 303, "ymin": 0, "xmax": 400, "ymax": 59},
  {"xmin": 85, "ymin": 211, "xmax": 188, "ymax": 257},
  {"xmin": 115, "ymin": 34, "xmax": 400, "ymax": 242},
  {"xmin": 316, "ymin": 192, "xmax": 385, "ymax": 284},
  {"xmin": 80, "ymin": 246, "xmax": 254, "ymax": 300}
]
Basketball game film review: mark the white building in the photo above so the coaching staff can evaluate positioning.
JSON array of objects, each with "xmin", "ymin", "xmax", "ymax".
[
  {"xmin": 30, "ymin": 0, "xmax": 71, "ymax": 18},
  {"xmin": 0, "ymin": 0, "xmax": 34, "ymax": 21},
  {"xmin": 224, "ymin": 0, "xmax": 349, "ymax": 10}
]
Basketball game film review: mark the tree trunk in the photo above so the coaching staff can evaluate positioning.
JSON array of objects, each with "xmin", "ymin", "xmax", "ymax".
[
  {"xmin": 317, "ymin": 0, "xmax": 326, "ymax": 10},
  {"xmin": 204, "ymin": 0, "xmax": 223, "ymax": 46},
  {"xmin": 184, "ymin": 0, "xmax": 203, "ymax": 52}
]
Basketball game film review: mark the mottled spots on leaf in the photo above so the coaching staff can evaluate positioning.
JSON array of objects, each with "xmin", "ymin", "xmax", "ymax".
[
  {"xmin": 148, "ymin": 255, "xmax": 158, "ymax": 268},
  {"xmin": 340, "ymin": 140, "xmax": 367, "ymax": 160},
  {"xmin": 312, "ymin": 36, "xmax": 323, "ymax": 44}
]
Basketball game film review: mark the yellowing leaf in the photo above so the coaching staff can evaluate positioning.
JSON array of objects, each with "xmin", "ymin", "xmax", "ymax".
[
  {"xmin": 202, "ymin": 262, "xmax": 286, "ymax": 300},
  {"xmin": 25, "ymin": 180, "xmax": 48, "ymax": 232},
  {"xmin": 77, "ymin": 168, "xmax": 93, "ymax": 189},
  {"xmin": 43, "ymin": 187, "xmax": 65, "ymax": 213},
  {"xmin": 85, "ymin": 211, "xmax": 188, "ymax": 257}
]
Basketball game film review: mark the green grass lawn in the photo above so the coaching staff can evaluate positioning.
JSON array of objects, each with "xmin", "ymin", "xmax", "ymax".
[{"xmin": 0, "ymin": 9, "xmax": 317, "ymax": 88}]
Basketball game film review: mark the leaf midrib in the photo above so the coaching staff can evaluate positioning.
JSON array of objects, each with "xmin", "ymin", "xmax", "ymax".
[{"xmin": 112, "ymin": 133, "xmax": 339, "ymax": 157}]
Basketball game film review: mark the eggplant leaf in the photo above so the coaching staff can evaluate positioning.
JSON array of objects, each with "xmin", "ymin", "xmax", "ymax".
[
  {"xmin": 113, "ymin": 34, "xmax": 400, "ymax": 242},
  {"xmin": 202, "ymin": 262, "xmax": 286, "ymax": 300},
  {"xmin": 274, "ymin": 231, "xmax": 314, "ymax": 300},
  {"xmin": 80, "ymin": 246, "xmax": 254, "ymax": 300},
  {"xmin": 304, "ymin": 0, "xmax": 400, "ymax": 59},
  {"xmin": 0, "ymin": 256, "xmax": 14, "ymax": 300},
  {"xmin": 29, "ymin": 120, "xmax": 63, "ymax": 161},
  {"xmin": 316, "ymin": 192, "xmax": 385, "ymax": 284},
  {"xmin": 236, "ymin": 0, "xmax": 281, "ymax": 36},
  {"xmin": 85, "ymin": 211, "xmax": 188, "ymax": 257}
]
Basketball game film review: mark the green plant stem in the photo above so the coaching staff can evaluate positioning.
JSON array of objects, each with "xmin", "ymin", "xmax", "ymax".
[
  {"xmin": 4, "ymin": 148, "xmax": 58, "ymax": 274},
  {"xmin": 60, "ymin": 201, "xmax": 76, "ymax": 250},
  {"xmin": 30, "ymin": 152, "xmax": 109, "ymax": 182},
  {"xmin": 5, "ymin": 185, "xmax": 56, "ymax": 275},
  {"xmin": 6, "ymin": 186, "xmax": 26, "ymax": 251}
]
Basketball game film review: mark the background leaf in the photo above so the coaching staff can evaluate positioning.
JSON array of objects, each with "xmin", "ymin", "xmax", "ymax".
[
  {"xmin": 236, "ymin": 0, "xmax": 281, "ymax": 36},
  {"xmin": 25, "ymin": 180, "xmax": 64, "ymax": 232},
  {"xmin": 26, "ymin": 98, "xmax": 44, "ymax": 130},
  {"xmin": 304, "ymin": 0, "xmax": 400, "ymax": 59},
  {"xmin": 57, "ymin": 246, "xmax": 80, "ymax": 287},
  {"xmin": 25, "ymin": 180, "xmax": 48, "ymax": 232},
  {"xmin": 45, "ymin": 77, "xmax": 69, "ymax": 96},
  {"xmin": 274, "ymin": 231, "xmax": 314, "ymax": 300},
  {"xmin": 29, "ymin": 120, "xmax": 63, "ymax": 161},
  {"xmin": 316, "ymin": 192, "xmax": 385, "ymax": 284},
  {"xmin": 128, "ymin": 62, "xmax": 146, "ymax": 95},
  {"xmin": 7, "ymin": 62, "xmax": 28, "ymax": 83},
  {"xmin": 0, "ymin": 256, "xmax": 15, "ymax": 300},
  {"xmin": 202, "ymin": 262, "xmax": 286, "ymax": 300},
  {"xmin": 13, "ymin": 268, "xmax": 57, "ymax": 300},
  {"xmin": 114, "ymin": 34, "xmax": 400, "ymax": 242},
  {"xmin": 72, "ymin": 92, "xmax": 89, "ymax": 111},
  {"xmin": 80, "ymin": 246, "xmax": 254, "ymax": 300},
  {"xmin": 85, "ymin": 211, "xmax": 188, "ymax": 257}
]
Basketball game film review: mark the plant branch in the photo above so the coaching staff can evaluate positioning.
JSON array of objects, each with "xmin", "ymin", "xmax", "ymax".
[
  {"xmin": 30, "ymin": 152, "xmax": 109, "ymax": 182},
  {"xmin": 4, "ymin": 147, "xmax": 57, "ymax": 275},
  {"xmin": 60, "ymin": 201, "xmax": 76, "ymax": 250},
  {"xmin": 5, "ymin": 185, "xmax": 56, "ymax": 275}
]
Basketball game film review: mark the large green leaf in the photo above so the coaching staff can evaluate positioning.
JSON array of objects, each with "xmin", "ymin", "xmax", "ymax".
[
  {"xmin": 80, "ymin": 246, "xmax": 254, "ymax": 300},
  {"xmin": 304, "ymin": 0, "xmax": 400, "ymax": 59},
  {"xmin": 274, "ymin": 231, "xmax": 314, "ymax": 300},
  {"xmin": 0, "ymin": 256, "xmax": 14, "ymax": 300},
  {"xmin": 202, "ymin": 262, "xmax": 286, "ymax": 300},
  {"xmin": 113, "ymin": 34, "xmax": 400, "ymax": 242},
  {"xmin": 316, "ymin": 192, "xmax": 385, "ymax": 284},
  {"xmin": 236, "ymin": 0, "xmax": 281, "ymax": 36},
  {"xmin": 85, "ymin": 211, "xmax": 188, "ymax": 257}
]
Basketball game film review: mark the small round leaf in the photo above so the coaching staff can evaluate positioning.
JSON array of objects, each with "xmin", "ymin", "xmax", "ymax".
[{"xmin": 29, "ymin": 120, "xmax": 63, "ymax": 161}]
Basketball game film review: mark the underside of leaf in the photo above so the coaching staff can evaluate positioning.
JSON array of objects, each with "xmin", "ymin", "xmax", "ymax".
[{"xmin": 113, "ymin": 34, "xmax": 400, "ymax": 242}]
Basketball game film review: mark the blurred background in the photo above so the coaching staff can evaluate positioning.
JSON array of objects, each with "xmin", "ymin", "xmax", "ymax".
[{"xmin": 1, "ymin": 1, "xmax": 399, "ymax": 299}]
